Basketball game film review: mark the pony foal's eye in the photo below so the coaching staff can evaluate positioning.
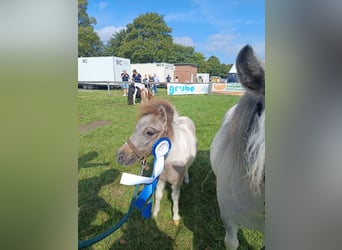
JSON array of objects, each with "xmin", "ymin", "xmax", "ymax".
[
  {"xmin": 146, "ymin": 130, "xmax": 154, "ymax": 136},
  {"xmin": 144, "ymin": 127, "xmax": 156, "ymax": 137}
]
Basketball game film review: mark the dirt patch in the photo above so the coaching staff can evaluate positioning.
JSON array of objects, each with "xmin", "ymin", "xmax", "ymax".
[{"xmin": 79, "ymin": 120, "xmax": 111, "ymax": 133}]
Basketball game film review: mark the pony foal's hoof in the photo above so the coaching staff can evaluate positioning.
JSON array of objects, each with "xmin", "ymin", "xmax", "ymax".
[
  {"xmin": 184, "ymin": 177, "xmax": 189, "ymax": 184},
  {"xmin": 173, "ymin": 219, "xmax": 180, "ymax": 226}
]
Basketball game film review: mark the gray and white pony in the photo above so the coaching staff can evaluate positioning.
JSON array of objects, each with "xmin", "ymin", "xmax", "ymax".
[
  {"xmin": 117, "ymin": 99, "xmax": 197, "ymax": 224},
  {"xmin": 210, "ymin": 45, "xmax": 265, "ymax": 250}
]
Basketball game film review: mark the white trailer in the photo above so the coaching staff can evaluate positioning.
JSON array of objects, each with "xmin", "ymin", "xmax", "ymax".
[
  {"xmin": 197, "ymin": 73, "xmax": 210, "ymax": 83},
  {"xmin": 130, "ymin": 63, "xmax": 175, "ymax": 86},
  {"xmin": 78, "ymin": 56, "xmax": 131, "ymax": 89}
]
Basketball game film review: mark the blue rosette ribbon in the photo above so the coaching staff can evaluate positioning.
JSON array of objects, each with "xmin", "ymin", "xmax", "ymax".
[{"xmin": 120, "ymin": 137, "xmax": 171, "ymax": 218}]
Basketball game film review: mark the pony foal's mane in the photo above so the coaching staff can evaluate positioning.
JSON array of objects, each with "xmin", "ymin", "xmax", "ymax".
[{"xmin": 138, "ymin": 99, "xmax": 175, "ymax": 139}]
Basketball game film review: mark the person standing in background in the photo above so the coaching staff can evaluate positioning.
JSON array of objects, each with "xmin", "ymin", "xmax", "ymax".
[
  {"xmin": 143, "ymin": 74, "xmax": 149, "ymax": 88},
  {"xmin": 166, "ymin": 74, "xmax": 171, "ymax": 83},
  {"xmin": 132, "ymin": 69, "xmax": 142, "ymax": 84},
  {"xmin": 121, "ymin": 69, "xmax": 130, "ymax": 96},
  {"xmin": 132, "ymin": 69, "xmax": 144, "ymax": 90},
  {"xmin": 153, "ymin": 73, "xmax": 159, "ymax": 94}
]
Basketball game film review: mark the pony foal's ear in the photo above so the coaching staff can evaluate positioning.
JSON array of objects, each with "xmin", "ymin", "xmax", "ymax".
[
  {"xmin": 236, "ymin": 45, "xmax": 265, "ymax": 96},
  {"xmin": 157, "ymin": 105, "xmax": 168, "ymax": 125}
]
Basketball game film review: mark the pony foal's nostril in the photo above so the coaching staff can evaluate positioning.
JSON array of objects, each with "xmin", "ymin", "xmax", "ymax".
[{"xmin": 117, "ymin": 151, "xmax": 125, "ymax": 163}]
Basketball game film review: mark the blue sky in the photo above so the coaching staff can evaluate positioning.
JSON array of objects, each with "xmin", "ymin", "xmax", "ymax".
[{"xmin": 87, "ymin": 0, "xmax": 264, "ymax": 64}]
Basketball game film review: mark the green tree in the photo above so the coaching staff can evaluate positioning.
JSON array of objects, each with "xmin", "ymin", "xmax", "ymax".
[
  {"xmin": 104, "ymin": 29, "xmax": 127, "ymax": 56},
  {"xmin": 190, "ymin": 52, "xmax": 206, "ymax": 69},
  {"xmin": 198, "ymin": 60, "xmax": 210, "ymax": 74},
  {"xmin": 169, "ymin": 45, "xmax": 206, "ymax": 63},
  {"xmin": 118, "ymin": 13, "xmax": 173, "ymax": 63},
  {"xmin": 167, "ymin": 44, "xmax": 194, "ymax": 63},
  {"xmin": 78, "ymin": 0, "xmax": 104, "ymax": 56},
  {"xmin": 206, "ymin": 56, "xmax": 221, "ymax": 76},
  {"xmin": 219, "ymin": 63, "xmax": 233, "ymax": 78}
]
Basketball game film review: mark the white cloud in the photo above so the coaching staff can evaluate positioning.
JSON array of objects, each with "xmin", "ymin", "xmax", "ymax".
[
  {"xmin": 95, "ymin": 26, "xmax": 125, "ymax": 44},
  {"xmin": 201, "ymin": 34, "xmax": 242, "ymax": 62},
  {"xmin": 165, "ymin": 10, "xmax": 204, "ymax": 24},
  {"xmin": 199, "ymin": 33, "xmax": 265, "ymax": 63},
  {"xmin": 173, "ymin": 36, "xmax": 195, "ymax": 47},
  {"xmin": 204, "ymin": 34, "xmax": 237, "ymax": 52},
  {"xmin": 98, "ymin": 2, "xmax": 109, "ymax": 10}
]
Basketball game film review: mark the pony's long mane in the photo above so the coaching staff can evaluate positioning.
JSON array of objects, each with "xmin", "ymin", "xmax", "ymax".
[
  {"xmin": 138, "ymin": 99, "xmax": 175, "ymax": 139},
  {"xmin": 245, "ymin": 110, "xmax": 265, "ymax": 193},
  {"xmin": 227, "ymin": 92, "xmax": 265, "ymax": 193}
]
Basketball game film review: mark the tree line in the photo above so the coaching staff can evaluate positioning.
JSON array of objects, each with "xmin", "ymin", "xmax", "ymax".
[{"xmin": 78, "ymin": 0, "xmax": 232, "ymax": 78}]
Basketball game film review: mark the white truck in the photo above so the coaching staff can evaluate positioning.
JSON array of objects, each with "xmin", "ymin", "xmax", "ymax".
[
  {"xmin": 130, "ymin": 62, "xmax": 175, "ymax": 88},
  {"xmin": 78, "ymin": 56, "xmax": 131, "ymax": 89}
]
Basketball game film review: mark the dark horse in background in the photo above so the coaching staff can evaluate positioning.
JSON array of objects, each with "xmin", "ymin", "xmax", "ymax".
[
  {"xmin": 128, "ymin": 83, "xmax": 153, "ymax": 105},
  {"xmin": 210, "ymin": 45, "xmax": 265, "ymax": 250}
]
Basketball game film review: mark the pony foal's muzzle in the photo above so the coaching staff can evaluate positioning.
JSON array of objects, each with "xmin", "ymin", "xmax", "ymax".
[
  {"xmin": 117, "ymin": 140, "xmax": 150, "ymax": 166},
  {"xmin": 116, "ymin": 149, "xmax": 139, "ymax": 166},
  {"xmin": 116, "ymin": 150, "xmax": 126, "ymax": 164}
]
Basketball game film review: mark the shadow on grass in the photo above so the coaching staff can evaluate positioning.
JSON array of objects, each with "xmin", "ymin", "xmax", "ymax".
[
  {"xmin": 177, "ymin": 150, "xmax": 257, "ymax": 250},
  {"xmin": 109, "ymin": 158, "xmax": 175, "ymax": 249},
  {"xmin": 78, "ymin": 151, "xmax": 110, "ymax": 169},
  {"xmin": 79, "ymin": 167, "xmax": 174, "ymax": 249},
  {"xmin": 78, "ymin": 168, "xmax": 121, "ymax": 239},
  {"xmin": 109, "ymin": 211, "xmax": 175, "ymax": 249}
]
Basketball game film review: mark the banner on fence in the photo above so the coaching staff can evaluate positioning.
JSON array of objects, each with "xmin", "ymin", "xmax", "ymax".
[
  {"xmin": 211, "ymin": 82, "xmax": 245, "ymax": 95},
  {"xmin": 167, "ymin": 83, "xmax": 209, "ymax": 95}
]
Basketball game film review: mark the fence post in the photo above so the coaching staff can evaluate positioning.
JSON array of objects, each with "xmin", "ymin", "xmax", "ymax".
[
  {"xmin": 107, "ymin": 82, "xmax": 110, "ymax": 96},
  {"xmin": 208, "ymin": 82, "xmax": 212, "ymax": 95}
]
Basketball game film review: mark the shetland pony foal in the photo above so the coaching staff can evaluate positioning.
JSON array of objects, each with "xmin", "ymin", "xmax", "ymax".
[
  {"xmin": 210, "ymin": 45, "xmax": 265, "ymax": 250},
  {"xmin": 117, "ymin": 99, "xmax": 197, "ymax": 224}
]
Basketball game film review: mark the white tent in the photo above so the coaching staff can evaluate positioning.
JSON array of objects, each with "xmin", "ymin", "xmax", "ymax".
[
  {"xmin": 229, "ymin": 63, "xmax": 237, "ymax": 73},
  {"xmin": 227, "ymin": 63, "xmax": 239, "ymax": 83}
]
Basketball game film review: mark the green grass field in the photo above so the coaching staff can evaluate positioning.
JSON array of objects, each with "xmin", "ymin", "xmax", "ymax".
[{"xmin": 78, "ymin": 88, "xmax": 263, "ymax": 249}]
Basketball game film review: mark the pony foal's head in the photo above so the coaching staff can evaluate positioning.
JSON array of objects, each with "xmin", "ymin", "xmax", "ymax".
[{"xmin": 117, "ymin": 99, "xmax": 175, "ymax": 166}]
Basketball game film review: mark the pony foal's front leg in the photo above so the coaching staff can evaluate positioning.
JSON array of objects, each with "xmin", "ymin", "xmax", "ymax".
[
  {"xmin": 171, "ymin": 183, "xmax": 181, "ymax": 225},
  {"xmin": 153, "ymin": 180, "xmax": 165, "ymax": 218},
  {"xmin": 184, "ymin": 170, "xmax": 189, "ymax": 184}
]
